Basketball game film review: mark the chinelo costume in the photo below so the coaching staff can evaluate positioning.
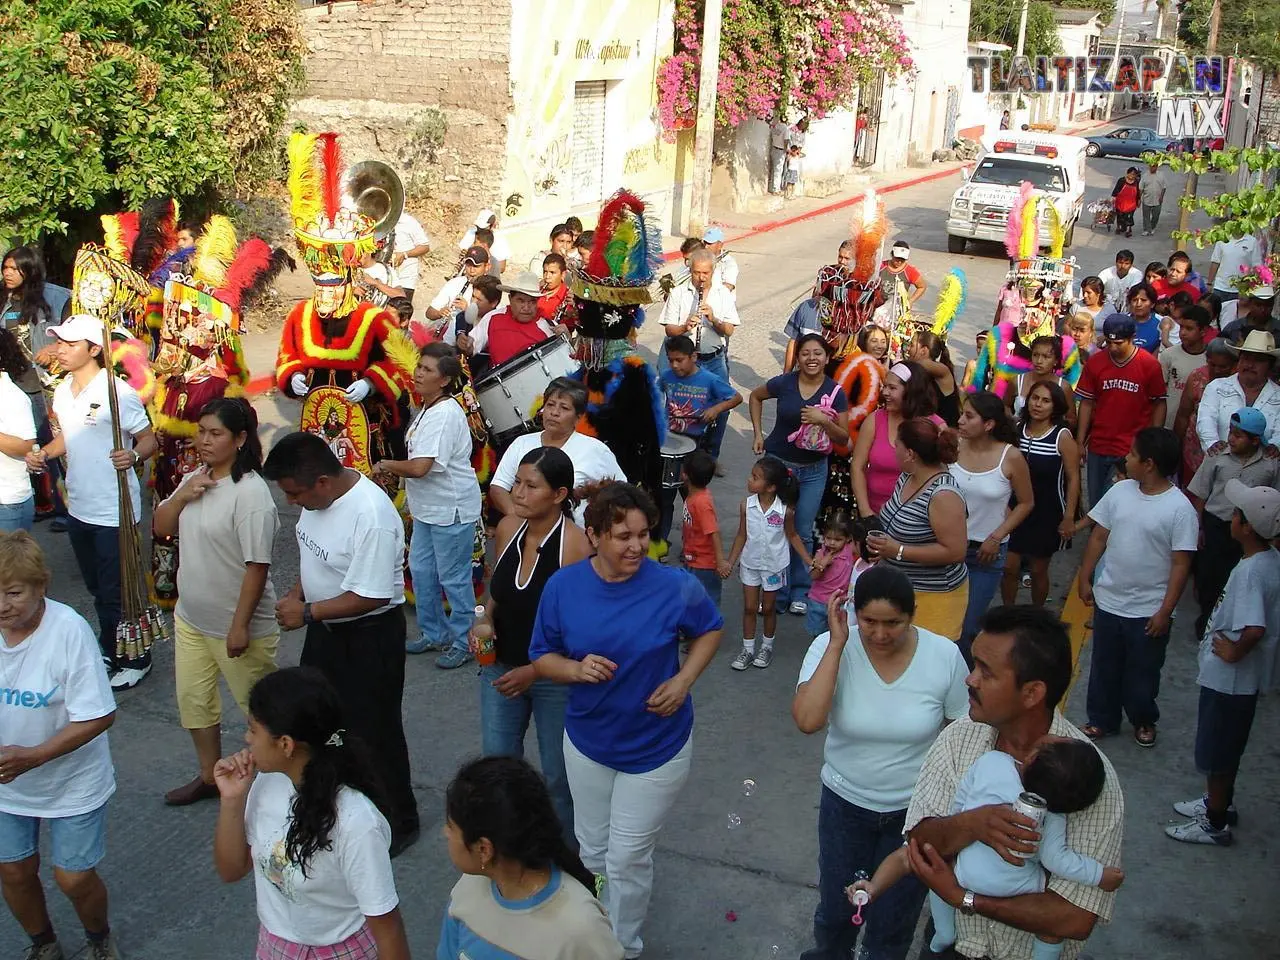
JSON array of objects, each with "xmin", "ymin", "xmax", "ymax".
[{"xmin": 968, "ymin": 181, "xmax": 1081, "ymax": 398}]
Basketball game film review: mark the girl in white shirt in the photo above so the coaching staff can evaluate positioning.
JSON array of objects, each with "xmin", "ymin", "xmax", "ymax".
[
  {"xmin": 213, "ymin": 667, "xmax": 408, "ymax": 960},
  {"xmin": 0, "ymin": 329, "xmax": 37, "ymax": 531}
]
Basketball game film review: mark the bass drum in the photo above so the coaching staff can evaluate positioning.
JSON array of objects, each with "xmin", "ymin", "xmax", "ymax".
[{"xmin": 473, "ymin": 336, "xmax": 576, "ymax": 444}]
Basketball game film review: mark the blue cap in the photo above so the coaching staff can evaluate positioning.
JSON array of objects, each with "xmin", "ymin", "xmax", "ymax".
[
  {"xmin": 1230, "ymin": 407, "xmax": 1268, "ymax": 438},
  {"xmin": 701, "ymin": 226, "xmax": 725, "ymax": 243},
  {"xmin": 1102, "ymin": 313, "xmax": 1137, "ymax": 341}
]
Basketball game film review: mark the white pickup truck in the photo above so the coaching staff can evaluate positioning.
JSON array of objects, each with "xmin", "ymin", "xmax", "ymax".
[{"xmin": 945, "ymin": 133, "xmax": 1088, "ymax": 255}]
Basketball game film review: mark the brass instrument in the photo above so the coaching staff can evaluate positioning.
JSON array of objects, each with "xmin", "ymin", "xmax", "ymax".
[{"xmin": 339, "ymin": 160, "xmax": 404, "ymax": 243}]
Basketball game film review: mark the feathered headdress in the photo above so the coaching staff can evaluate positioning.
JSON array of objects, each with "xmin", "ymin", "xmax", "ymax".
[
  {"xmin": 169, "ymin": 219, "xmax": 295, "ymax": 336},
  {"xmin": 1005, "ymin": 181, "xmax": 1039, "ymax": 260},
  {"xmin": 71, "ymin": 245, "xmax": 152, "ymax": 333},
  {"xmin": 848, "ymin": 189, "xmax": 888, "ymax": 284},
  {"xmin": 130, "ymin": 198, "xmax": 180, "ymax": 280},
  {"xmin": 287, "ymin": 131, "xmax": 379, "ymax": 281},
  {"xmin": 213, "ymin": 239, "xmax": 294, "ymax": 312},
  {"xmin": 573, "ymin": 189, "xmax": 660, "ymax": 306},
  {"xmin": 1045, "ymin": 204, "xmax": 1065, "ymax": 259},
  {"xmin": 192, "ymin": 216, "xmax": 238, "ymax": 291},
  {"xmin": 931, "ymin": 268, "xmax": 967, "ymax": 339},
  {"xmin": 101, "ymin": 213, "xmax": 140, "ymax": 264}
]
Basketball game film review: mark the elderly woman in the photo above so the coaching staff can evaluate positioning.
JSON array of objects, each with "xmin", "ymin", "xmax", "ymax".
[
  {"xmin": 530, "ymin": 483, "xmax": 722, "ymax": 959},
  {"xmin": 749, "ymin": 333, "xmax": 851, "ymax": 615},
  {"xmin": 866, "ymin": 418, "xmax": 969, "ymax": 641},
  {"xmin": 490, "ymin": 377, "xmax": 626, "ymax": 524},
  {"xmin": 0, "ymin": 532, "xmax": 122, "ymax": 960},
  {"xmin": 793, "ymin": 565, "xmax": 968, "ymax": 960}
]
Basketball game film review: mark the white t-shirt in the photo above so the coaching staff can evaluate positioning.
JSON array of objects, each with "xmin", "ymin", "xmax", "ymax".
[
  {"xmin": 491, "ymin": 431, "xmax": 625, "ymax": 526},
  {"xmin": 0, "ymin": 372, "xmax": 36, "ymax": 505},
  {"xmin": 430, "ymin": 275, "xmax": 474, "ymax": 315},
  {"xmin": 52, "ymin": 369, "xmax": 150, "ymax": 526},
  {"xmin": 1158, "ymin": 344, "xmax": 1207, "ymax": 429},
  {"xmin": 458, "ymin": 228, "xmax": 512, "ymax": 265},
  {"xmin": 1209, "ymin": 236, "xmax": 1262, "ymax": 293},
  {"xmin": 404, "ymin": 398, "xmax": 481, "ymax": 525},
  {"xmin": 797, "ymin": 627, "xmax": 969, "ymax": 812},
  {"xmin": 1098, "ymin": 266, "xmax": 1141, "ymax": 313},
  {"xmin": 295, "ymin": 473, "xmax": 405, "ymax": 621},
  {"xmin": 1197, "ymin": 547, "xmax": 1280, "ymax": 696},
  {"xmin": 0, "ymin": 600, "xmax": 116, "ymax": 818},
  {"xmin": 362, "ymin": 261, "xmax": 400, "ymax": 290},
  {"xmin": 392, "ymin": 213, "xmax": 431, "ymax": 291},
  {"xmin": 1089, "ymin": 480, "xmax": 1199, "ymax": 619},
  {"xmin": 714, "ymin": 252, "xmax": 740, "ymax": 291},
  {"xmin": 245, "ymin": 772, "xmax": 398, "ymax": 946}
]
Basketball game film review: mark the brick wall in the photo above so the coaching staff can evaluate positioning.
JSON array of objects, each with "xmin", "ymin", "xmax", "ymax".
[{"xmin": 294, "ymin": 0, "xmax": 512, "ymax": 221}]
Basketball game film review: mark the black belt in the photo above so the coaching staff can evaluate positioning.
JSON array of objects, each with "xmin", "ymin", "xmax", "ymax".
[{"xmin": 697, "ymin": 347, "xmax": 724, "ymax": 359}]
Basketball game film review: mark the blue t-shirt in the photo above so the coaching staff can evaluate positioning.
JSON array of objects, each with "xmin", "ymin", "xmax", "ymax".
[
  {"xmin": 1107, "ymin": 312, "xmax": 1161, "ymax": 353},
  {"xmin": 659, "ymin": 367, "xmax": 737, "ymax": 438},
  {"xmin": 528, "ymin": 559, "xmax": 724, "ymax": 773},
  {"xmin": 763, "ymin": 373, "xmax": 849, "ymax": 464}
]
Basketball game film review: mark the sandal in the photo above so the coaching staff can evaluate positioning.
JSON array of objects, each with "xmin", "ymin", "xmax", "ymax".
[
  {"xmin": 1134, "ymin": 725, "xmax": 1157, "ymax": 748},
  {"xmin": 1081, "ymin": 723, "xmax": 1112, "ymax": 741}
]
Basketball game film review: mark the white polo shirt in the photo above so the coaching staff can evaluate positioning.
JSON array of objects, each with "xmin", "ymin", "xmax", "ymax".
[
  {"xmin": 392, "ymin": 213, "xmax": 431, "ymax": 291},
  {"xmin": 0, "ymin": 372, "xmax": 36, "ymax": 505},
  {"xmin": 52, "ymin": 369, "xmax": 149, "ymax": 526},
  {"xmin": 659, "ymin": 281, "xmax": 739, "ymax": 354}
]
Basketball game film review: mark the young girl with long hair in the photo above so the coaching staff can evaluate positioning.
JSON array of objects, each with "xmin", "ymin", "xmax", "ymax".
[
  {"xmin": 907, "ymin": 331, "xmax": 959, "ymax": 427},
  {"xmin": 213, "ymin": 667, "xmax": 409, "ymax": 960},
  {"xmin": 438, "ymin": 756, "xmax": 623, "ymax": 959}
]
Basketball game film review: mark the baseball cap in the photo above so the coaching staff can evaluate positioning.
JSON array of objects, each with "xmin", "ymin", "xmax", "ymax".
[
  {"xmin": 1102, "ymin": 314, "xmax": 1136, "ymax": 341},
  {"xmin": 1225, "ymin": 479, "xmax": 1280, "ymax": 538},
  {"xmin": 462, "ymin": 245, "xmax": 490, "ymax": 265},
  {"xmin": 701, "ymin": 226, "xmax": 725, "ymax": 243},
  {"xmin": 46, "ymin": 314, "xmax": 105, "ymax": 346},
  {"xmin": 473, "ymin": 209, "xmax": 496, "ymax": 229},
  {"xmin": 1229, "ymin": 407, "xmax": 1268, "ymax": 438},
  {"xmin": 890, "ymin": 242, "xmax": 911, "ymax": 260}
]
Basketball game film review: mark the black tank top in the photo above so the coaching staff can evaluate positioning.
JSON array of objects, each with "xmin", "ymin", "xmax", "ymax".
[{"xmin": 490, "ymin": 516, "xmax": 567, "ymax": 667}]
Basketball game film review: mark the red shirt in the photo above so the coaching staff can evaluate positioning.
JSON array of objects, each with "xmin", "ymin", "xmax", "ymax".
[
  {"xmin": 486, "ymin": 309, "xmax": 550, "ymax": 366},
  {"xmin": 1151, "ymin": 277, "xmax": 1202, "ymax": 304},
  {"xmin": 681, "ymin": 487, "xmax": 719, "ymax": 570},
  {"xmin": 1075, "ymin": 346, "xmax": 1167, "ymax": 456},
  {"xmin": 536, "ymin": 283, "xmax": 573, "ymax": 326}
]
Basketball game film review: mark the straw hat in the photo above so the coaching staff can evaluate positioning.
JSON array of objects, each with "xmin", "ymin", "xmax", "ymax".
[
  {"xmin": 1225, "ymin": 329, "xmax": 1280, "ymax": 358},
  {"xmin": 499, "ymin": 271, "xmax": 543, "ymax": 298}
]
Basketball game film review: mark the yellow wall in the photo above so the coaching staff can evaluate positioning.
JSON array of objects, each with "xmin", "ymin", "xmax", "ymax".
[{"xmin": 500, "ymin": 0, "xmax": 685, "ymax": 261}]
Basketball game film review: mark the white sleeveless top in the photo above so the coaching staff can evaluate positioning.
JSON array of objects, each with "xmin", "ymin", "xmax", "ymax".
[
  {"xmin": 950, "ymin": 445, "xmax": 1013, "ymax": 543},
  {"xmin": 741, "ymin": 494, "xmax": 789, "ymax": 572}
]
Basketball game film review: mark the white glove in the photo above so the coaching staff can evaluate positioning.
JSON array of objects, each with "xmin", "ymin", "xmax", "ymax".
[
  {"xmin": 290, "ymin": 373, "xmax": 308, "ymax": 396},
  {"xmin": 344, "ymin": 378, "xmax": 373, "ymax": 403}
]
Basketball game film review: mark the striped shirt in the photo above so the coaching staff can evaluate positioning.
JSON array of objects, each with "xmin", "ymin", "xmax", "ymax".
[
  {"xmin": 904, "ymin": 715, "xmax": 1125, "ymax": 960},
  {"xmin": 877, "ymin": 471, "xmax": 968, "ymax": 592}
]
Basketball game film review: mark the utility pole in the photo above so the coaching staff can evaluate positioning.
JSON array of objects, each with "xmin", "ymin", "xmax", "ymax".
[
  {"xmin": 1177, "ymin": 0, "xmax": 1220, "ymax": 234},
  {"xmin": 1103, "ymin": 2, "xmax": 1125, "ymax": 121},
  {"xmin": 690, "ymin": 0, "xmax": 723, "ymax": 234},
  {"xmin": 1015, "ymin": 0, "xmax": 1029, "ymax": 57}
]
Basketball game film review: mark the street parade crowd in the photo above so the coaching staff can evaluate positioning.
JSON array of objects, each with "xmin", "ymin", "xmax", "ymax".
[{"xmin": 0, "ymin": 131, "xmax": 1278, "ymax": 960}]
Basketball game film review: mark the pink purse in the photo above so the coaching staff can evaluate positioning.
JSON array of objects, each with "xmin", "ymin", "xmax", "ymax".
[{"xmin": 788, "ymin": 390, "xmax": 837, "ymax": 454}]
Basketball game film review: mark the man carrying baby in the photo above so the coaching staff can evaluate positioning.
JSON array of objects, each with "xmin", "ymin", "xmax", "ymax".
[{"xmin": 901, "ymin": 606, "xmax": 1125, "ymax": 960}]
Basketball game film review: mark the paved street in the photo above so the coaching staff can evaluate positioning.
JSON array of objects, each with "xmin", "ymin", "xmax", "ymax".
[{"xmin": 10, "ymin": 121, "xmax": 1279, "ymax": 959}]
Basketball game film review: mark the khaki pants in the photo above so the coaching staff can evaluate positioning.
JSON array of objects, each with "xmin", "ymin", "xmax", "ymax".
[{"xmin": 174, "ymin": 615, "xmax": 278, "ymax": 729}]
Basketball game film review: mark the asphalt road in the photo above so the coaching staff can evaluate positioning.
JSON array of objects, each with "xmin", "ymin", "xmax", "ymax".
[{"xmin": 10, "ymin": 118, "xmax": 1278, "ymax": 959}]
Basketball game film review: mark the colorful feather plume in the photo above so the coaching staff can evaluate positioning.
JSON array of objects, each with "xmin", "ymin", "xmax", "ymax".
[
  {"xmin": 317, "ymin": 132, "xmax": 344, "ymax": 222},
  {"xmin": 931, "ymin": 268, "xmax": 967, "ymax": 338},
  {"xmin": 287, "ymin": 132, "xmax": 322, "ymax": 228},
  {"xmin": 192, "ymin": 216, "xmax": 238, "ymax": 290},
  {"xmin": 849, "ymin": 189, "xmax": 888, "ymax": 284},
  {"xmin": 213, "ymin": 238, "xmax": 272, "ymax": 311},
  {"xmin": 1005, "ymin": 181, "xmax": 1033, "ymax": 259},
  {"xmin": 1019, "ymin": 192, "xmax": 1040, "ymax": 260},
  {"xmin": 586, "ymin": 189, "xmax": 661, "ymax": 285},
  {"xmin": 1045, "ymin": 203, "xmax": 1064, "ymax": 259},
  {"xmin": 101, "ymin": 213, "xmax": 140, "ymax": 263},
  {"xmin": 131, "ymin": 198, "xmax": 179, "ymax": 278},
  {"xmin": 107, "ymin": 336, "xmax": 156, "ymax": 404},
  {"xmin": 382, "ymin": 327, "xmax": 420, "ymax": 385}
]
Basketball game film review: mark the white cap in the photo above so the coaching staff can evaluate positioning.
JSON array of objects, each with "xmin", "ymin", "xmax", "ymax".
[
  {"xmin": 1225, "ymin": 479, "xmax": 1280, "ymax": 538},
  {"xmin": 46, "ymin": 314, "xmax": 105, "ymax": 347},
  {"xmin": 474, "ymin": 209, "xmax": 497, "ymax": 229},
  {"xmin": 890, "ymin": 243, "xmax": 910, "ymax": 260}
]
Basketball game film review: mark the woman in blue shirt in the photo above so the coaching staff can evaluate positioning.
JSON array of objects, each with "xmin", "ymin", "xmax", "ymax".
[{"xmin": 530, "ymin": 483, "xmax": 722, "ymax": 960}]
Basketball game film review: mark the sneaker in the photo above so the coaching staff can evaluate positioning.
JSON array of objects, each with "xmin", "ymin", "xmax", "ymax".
[
  {"xmin": 752, "ymin": 646, "xmax": 775, "ymax": 669},
  {"xmin": 730, "ymin": 647, "xmax": 754, "ymax": 671},
  {"xmin": 406, "ymin": 632, "xmax": 444, "ymax": 655},
  {"xmin": 788, "ymin": 600, "xmax": 807, "ymax": 616},
  {"xmin": 49, "ymin": 516, "xmax": 67, "ymax": 533},
  {"xmin": 436, "ymin": 646, "xmax": 474, "ymax": 670},
  {"xmin": 109, "ymin": 663, "xmax": 151, "ymax": 691},
  {"xmin": 1020, "ymin": 572, "xmax": 1031, "ymax": 588},
  {"xmin": 85, "ymin": 934, "xmax": 120, "ymax": 960},
  {"xmin": 1172, "ymin": 795, "xmax": 1239, "ymax": 825},
  {"xmin": 23, "ymin": 942, "xmax": 64, "ymax": 960},
  {"xmin": 1165, "ymin": 815, "xmax": 1232, "ymax": 846}
]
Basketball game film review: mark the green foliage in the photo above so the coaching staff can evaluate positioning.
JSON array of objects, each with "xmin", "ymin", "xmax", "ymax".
[
  {"xmin": 1177, "ymin": 0, "xmax": 1280, "ymax": 70},
  {"xmin": 1056, "ymin": 0, "xmax": 1115, "ymax": 28},
  {"xmin": 969, "ymin": 0, "xmax": 1060, "ymax": 61},
  {"xmin": 1146, "ymin": 147, "xmax": 1280, "ymax": 249}
]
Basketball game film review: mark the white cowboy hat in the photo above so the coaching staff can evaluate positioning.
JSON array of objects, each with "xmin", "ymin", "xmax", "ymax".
[
  {"xmin": 498, "ymin": 271, "xmax": 543, "ymax": 298},
  {"xmin": 1225, "ymin": 329, "xmax": 1280, "ymax": 358}
]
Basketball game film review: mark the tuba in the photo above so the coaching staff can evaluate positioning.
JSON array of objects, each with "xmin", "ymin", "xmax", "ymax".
[{"xmin": 342, "ymin": 161, "xmax": 404, "ymax": 306}]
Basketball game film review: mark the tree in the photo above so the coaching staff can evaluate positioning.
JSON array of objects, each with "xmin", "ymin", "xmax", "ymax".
[
  {"xmin": 1178, "ymin": 0, "xmax": 1280, "ymax": 71},
  {"xmin": 0, "ymin": 0, "xmax": 303, "ymax": 246},
  {"xmin": 968, "ymin": 0, "xmax": 1060, "ymax": 62},
  {"xmin": 1149, "ymin": 146, "xmax": 1280, "ymax": 251}
]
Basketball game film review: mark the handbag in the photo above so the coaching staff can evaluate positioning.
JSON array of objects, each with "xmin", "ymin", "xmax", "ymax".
[{"xmin": 787, "ymin": 389, "xmax": 838, "ymax": 454}]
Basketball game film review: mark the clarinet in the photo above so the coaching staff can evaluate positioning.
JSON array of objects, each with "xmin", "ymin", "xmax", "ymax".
[
  {"xmin": 688, "ymin": 286, "xmax": 703, "ymax": 351},
  {"xmin": 452, "ymin": 280, "xmax": 474, "ymax": 335}
]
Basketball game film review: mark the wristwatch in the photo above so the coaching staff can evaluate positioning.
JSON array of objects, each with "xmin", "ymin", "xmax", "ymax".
[
  {"xmin": 959, "ymin": 889, "xmax": 977, "ymax": 916},
  {"xmin": 896, "ymin": 543, "xmax": 905, "ymax": 561},
  {"xmin": 131, "ymin": 450, "xmax": 141, "ymax": 466},
  {"xmin": 302, "ymin": 602, "xmax": 314, "ymax": 625}
]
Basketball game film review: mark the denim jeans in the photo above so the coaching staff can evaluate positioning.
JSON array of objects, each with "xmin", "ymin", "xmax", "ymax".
[
  {"xmin": 0, "ymin": 497, "xmax": 34, "ymax": 533},
  {"xmin": 1086, "ymin": 607, "xmax": 1170, "ymax": 731},
  {"xmin": 66, "ymin": 515, "xmax": 124, "ymax": 666},
  {"xmin": 1085, "ymin": 452, "xmax": 1125, "ymax": 510},
  {"xmin": 409, "ymin": 518, "xmax": 477, "ymax": 653},
  {"xmin": 805, "ymin": 602, "xmax": 830, "ymax": 638},
  {"xmin": 778, "ymin": 458, "xmax": 828, "ymax": 605},
  {"xmin": 479, "ymin": 663, "xmax": 574, "ymax": 839},
  {"xmin": 698, "ymin": 351, "xmax": 732, "ymax": 460},
  {"xmin": 800, "ymin": 787, "xmax": 925, "ymax": 960},
  {"xmin": 959, "ymin": 540, "xmax": 1008, "ymax": 663},
  {"xmin": 686, "ymin": 566, "xmax": 723, "ymax": 609}
]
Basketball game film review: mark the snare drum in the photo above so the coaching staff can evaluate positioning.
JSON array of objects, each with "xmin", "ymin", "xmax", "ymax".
[
  {"xmin": 659, "ymin": 434, "xmax": 697, "ymax": 488},
  {"xmin": 474, "ymin": 336, "xmax": 576, "ymax": 442}
]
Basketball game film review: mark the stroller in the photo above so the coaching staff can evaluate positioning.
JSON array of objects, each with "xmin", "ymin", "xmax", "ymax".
[{"xmin": 1088, "ymin": 197, "xmax": 1115, "ymax": 231}]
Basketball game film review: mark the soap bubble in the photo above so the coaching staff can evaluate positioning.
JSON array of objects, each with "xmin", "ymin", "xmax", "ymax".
[
  {"xmin": 727, "ymin": 813, "xmax": 742, "ymax": 829},
  {"xmin": 742, "ymin": 778, "xmax": 757, "ymax": 797},
  {"xmin": 770, "ymin": 947, "xmax": 780, "ymax": 958}
]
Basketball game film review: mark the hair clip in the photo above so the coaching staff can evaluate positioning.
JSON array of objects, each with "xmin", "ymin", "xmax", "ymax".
[{"xmin": 325, "ymin": 728, "xmax": 345, "ymax": 748}]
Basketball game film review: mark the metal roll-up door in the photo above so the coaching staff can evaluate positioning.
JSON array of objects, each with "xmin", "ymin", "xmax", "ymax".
[{"xmin": 572, "ymin": 81, "xmax": 607, "ymax": 204}]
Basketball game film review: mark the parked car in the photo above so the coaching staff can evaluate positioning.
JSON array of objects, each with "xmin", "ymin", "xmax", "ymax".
[{"xmin": 1083, "ymin": 127, "xmax": 1178, "ymax": 158}]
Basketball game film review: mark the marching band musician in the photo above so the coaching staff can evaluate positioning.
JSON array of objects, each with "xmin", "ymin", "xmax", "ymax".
[
  {"xmin": 425, "ymin": 246, "xmax": 489, "ymax": 327},
  {"xmin": 458, "ymin": 272, "xmax": 555, "ymax": 368},
  {"xmin": 536, "ymin": 253, "xmax": 575, "ymax": 336}
]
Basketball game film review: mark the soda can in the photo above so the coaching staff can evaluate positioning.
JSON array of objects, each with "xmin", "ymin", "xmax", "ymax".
[{"xmin": 1012, "ymin": 791, "xmax": 1047, "ymax": 859}]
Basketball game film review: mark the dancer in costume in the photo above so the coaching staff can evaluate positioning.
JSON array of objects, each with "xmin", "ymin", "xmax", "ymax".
[
  {"xmin": 968, "ymin": 181, "xmax": 1081, "ymax": 402},
  {"xmin": 568, "ymin": 190, "xmax": 666, "ymax": 502},
  {"xmin": 276, "ymin": 132, "xmax": 418, "ymax": 485}
]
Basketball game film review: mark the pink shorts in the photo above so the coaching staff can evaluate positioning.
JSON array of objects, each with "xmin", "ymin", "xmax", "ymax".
[{"xmin": 255, "ymin": 925, "xmax": 377, "ymax": 960}]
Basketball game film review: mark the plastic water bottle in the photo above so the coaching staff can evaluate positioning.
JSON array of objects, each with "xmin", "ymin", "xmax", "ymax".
[{"xmin": 471, "ymin": 605, "xmax": 496, "ymax": 666}]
